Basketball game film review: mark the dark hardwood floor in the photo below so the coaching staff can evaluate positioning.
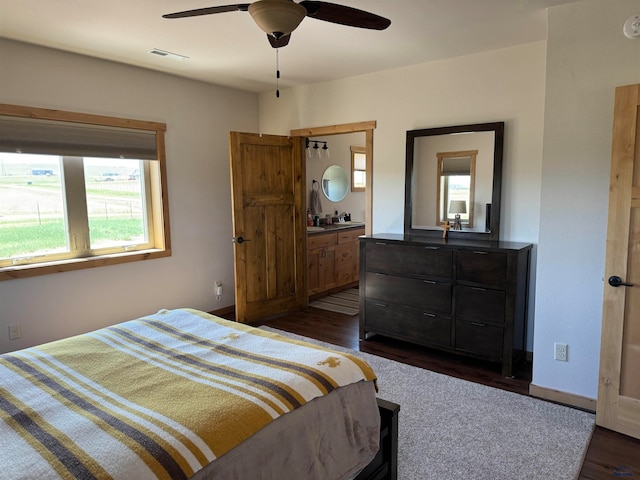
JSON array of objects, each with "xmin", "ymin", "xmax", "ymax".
[{"xmin": 233, "ymin": 305, "xmax": 640, "ymax": 480}]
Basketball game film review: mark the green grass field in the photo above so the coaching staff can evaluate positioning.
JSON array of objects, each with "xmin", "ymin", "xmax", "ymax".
[{"xmin": 0, "ymin": 218, "xmax": 144, "ymax": 258}]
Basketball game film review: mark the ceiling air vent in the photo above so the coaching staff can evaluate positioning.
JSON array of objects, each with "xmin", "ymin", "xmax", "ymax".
[{"xmin": 148, "ymin": 48, "xmax": 189, "ymax": 61}]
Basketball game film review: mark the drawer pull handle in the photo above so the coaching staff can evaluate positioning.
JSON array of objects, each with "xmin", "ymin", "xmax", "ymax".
[
  {"xmin": 375, "ymin": 303, "xmax": 387, "ymax": 308},
  {"xmin": 424, "ymin": 246, "xmax": 439, "ymax": 250},
  {"xmin": 423, "ymin": 313, "xmax": 436, "ymax": 317},
  {"xmin": 472, "ymin": 251, "xmax": 489, "ymax": 255},
  {"xmin": 374, "ymin": 242, "xmax": 388, "ymax": 246},
  {"xmin": 375, "ymin": 272, "xmax": 388, "ymax": 276},
  {"xmin": 470, "ymin": 322, "xmax": 486, "ymax": 327},
  {"xmin": 471, "ymin": 287, "xmax": 487, "ymax": 291},
  {"xmin": 423, "ymin": 280, "xmax": 436, "ymax": 284}
]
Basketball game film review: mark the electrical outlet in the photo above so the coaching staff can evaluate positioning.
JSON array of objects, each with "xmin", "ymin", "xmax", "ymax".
[
  {"xmin": 554, "ymin": 342, "xmax": 568, "ymax": 362},
  {"xmin": 8, "ymin": 324, "xmax": 21, "ymax": 340},
  {"xmin": 215, "ymin": 281, "xmax": 223, "ymax": 298}
]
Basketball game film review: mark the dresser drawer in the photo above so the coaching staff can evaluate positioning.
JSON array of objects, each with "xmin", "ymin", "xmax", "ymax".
[
  {"xmin": 364, "ymin": 242, "xmax": 452, "ymax": 279},
  {"xmin": 365, "ymin": 272, "xmax": 452, "ymax": 314},
  {"xmin": 365, "ymin": 300, "xmax": 451, "ymax": 347},
  {"xmin": 456, "ymin": 250, "xmax": 507, "ymax": 286},
  {"xmin": 308, "ymin": 232, "xmax": 337, "ymax": 250},
  {"xmin": 455, "ymin": 319, "xmax": 504, "ymax": 360},
  {"xmin": 455, "ymin": 286, "xmax": 506, "ymax": 325}
]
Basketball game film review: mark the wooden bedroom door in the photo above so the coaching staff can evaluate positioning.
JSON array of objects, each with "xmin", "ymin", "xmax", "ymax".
[
  {"xmin": 597, "ymin": 83, "xmax": 640, "ymax": 440},
  {"xmin": 229, "ymin": 132, "xmax": 307, "ymax": 323}
]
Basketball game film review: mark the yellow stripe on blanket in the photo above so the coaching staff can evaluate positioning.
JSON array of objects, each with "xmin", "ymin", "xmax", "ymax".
[
  {"xmin": 0, "ymin": 385, "xmax": 113, "ymax": 479},
  {"xmin": 0, "ymin": 308, "xmax": 377, "ymax": 480}
]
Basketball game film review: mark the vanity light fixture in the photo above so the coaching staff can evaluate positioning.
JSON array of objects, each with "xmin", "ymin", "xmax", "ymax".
[{"xmin": 305, "ymin": 138, "xmax": 330, "ymax": 159}]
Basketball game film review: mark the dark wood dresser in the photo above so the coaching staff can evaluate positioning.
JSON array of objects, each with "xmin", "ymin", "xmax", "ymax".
[{"xmin": 359, "ymin": 234, "xmax": 532, "ymax": 376}]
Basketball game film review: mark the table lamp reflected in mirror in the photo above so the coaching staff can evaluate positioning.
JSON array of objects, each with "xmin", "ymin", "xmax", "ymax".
[{"xmin": 449, "ymin": 200, "xmax": 467, "ymax": 230}]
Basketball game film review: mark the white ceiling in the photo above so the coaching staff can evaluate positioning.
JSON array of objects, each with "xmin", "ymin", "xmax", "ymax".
[{"xmin": 0, "ymin": 0, "xmax": 581, "ymax": 94}]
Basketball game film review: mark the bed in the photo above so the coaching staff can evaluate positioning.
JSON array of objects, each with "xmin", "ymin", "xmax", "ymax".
[{"xmin": 0, "ymin": 308, "xmax": 395, "ymax": 479}]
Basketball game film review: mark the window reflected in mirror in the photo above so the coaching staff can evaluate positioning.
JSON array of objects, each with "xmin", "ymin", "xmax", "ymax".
[
  {"xmin": 351, "ymin": 146, "xmax": 366, "ymax": 192},
  {"xmin": 407, "ymin": 124, "xmax": 500, "ymax": 239},
  {"xmin": 436, "ymin": 150, "xmax": 476, "ymax": 228}
]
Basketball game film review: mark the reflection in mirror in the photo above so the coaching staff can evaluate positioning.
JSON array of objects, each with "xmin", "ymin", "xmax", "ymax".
[
  {"xmin": 436, "ymin": 151, "xmax": 476, "ymax": 228},
  {"xmin": 405, "ymin": 122, "xmax": 504, "ymax": 240},
  {"xmin": 322, "ymin": 164, "xmax": 349, "ymax": 202}
]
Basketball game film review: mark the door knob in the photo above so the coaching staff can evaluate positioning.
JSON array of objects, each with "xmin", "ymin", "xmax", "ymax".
[
  {"xmin": 608, "ymin": 275, "xmax": 634, "ymax": 287},
  {"xmin": 232, "ymin": 236, "xmax": 251, "ymax": 244}
]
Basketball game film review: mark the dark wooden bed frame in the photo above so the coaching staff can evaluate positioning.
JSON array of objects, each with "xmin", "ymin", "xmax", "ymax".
[{"xmin": 356, "ymin": 398, "xmax": 400, "ymax": 480}]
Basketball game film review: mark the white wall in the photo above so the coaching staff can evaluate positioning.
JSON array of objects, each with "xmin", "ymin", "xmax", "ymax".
[
  {"xmin": 259, "ymin": 42, "xmax": 547, "ymax": 351},
  {"xmin": 306, "ymin": 132, "xmax": 366, "ymax": 222},
  {"xmin": 532, "ymin": 0, "xmax": 640, "ymax": 400},
  {"xmin": 0, "ymin": 39, "xmax": 258, "ymax": 353}
]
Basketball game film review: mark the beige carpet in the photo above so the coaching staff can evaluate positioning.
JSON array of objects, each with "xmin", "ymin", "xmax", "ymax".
[
  {"xmin": 261, "ymin": 326, "xmax": 596, "ymax": 480},
  {"xmin": 309, "ymin": 288, "xmax": 359, "ymax": 315}
]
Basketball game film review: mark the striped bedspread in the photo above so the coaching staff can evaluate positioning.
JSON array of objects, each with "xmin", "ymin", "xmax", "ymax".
[{"xmin": 0, "ymin": 308, "xmax": 377, "ymax": 480}]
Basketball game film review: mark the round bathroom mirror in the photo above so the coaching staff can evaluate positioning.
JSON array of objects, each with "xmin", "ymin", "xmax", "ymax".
[{"xmin": 321, "ymin": 165, "xmax": 349, "ymax": 202}]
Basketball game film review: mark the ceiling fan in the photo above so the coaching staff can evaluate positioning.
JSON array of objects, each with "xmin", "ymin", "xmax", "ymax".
[{"xmin": 163, "ymin": 0, "xmax": 391, "ymax": 48}]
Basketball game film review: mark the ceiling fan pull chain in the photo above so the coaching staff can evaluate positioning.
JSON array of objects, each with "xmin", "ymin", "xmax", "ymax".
[{"xmin": 275, "ymin": 47, "xmax": 280, "ymax": 98}]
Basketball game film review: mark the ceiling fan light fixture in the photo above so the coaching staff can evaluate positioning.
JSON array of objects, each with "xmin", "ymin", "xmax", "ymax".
[{"xmin": 248, "ymin": 0, "xmax": 306, "ymax": 37}]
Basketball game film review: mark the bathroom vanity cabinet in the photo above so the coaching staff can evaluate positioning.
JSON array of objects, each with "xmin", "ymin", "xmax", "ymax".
[
  {"xmin": 308, "ymin": 225, "xmax": 365, "ymax": 296},
  {"xmin": 359, "ymin": 234, "xmax": 532, "ymax": 376}
]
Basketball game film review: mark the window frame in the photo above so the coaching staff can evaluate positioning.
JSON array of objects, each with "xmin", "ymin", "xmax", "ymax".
[
  {"xmin": 0, "ymin": 103, "xmax": 171, "ymax": 281},
  {"xmin": 351, "ymin": 146, "xmax": 366, "ymax": 192},
  {"xmin": 435, "ymin": 150, "xmax": 477, "ymax": 228}
]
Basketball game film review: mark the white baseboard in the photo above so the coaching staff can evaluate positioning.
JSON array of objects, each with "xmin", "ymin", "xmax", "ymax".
[{"xmin": 529, "ymin": 384, "xmax": 596, "ymax": 412}]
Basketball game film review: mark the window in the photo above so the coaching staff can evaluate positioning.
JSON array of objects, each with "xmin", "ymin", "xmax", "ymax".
[
  {"xmin": 351, "ymin": 146, "xmax": 366, "ymax": 192},
  {"xmin": 0, "ymin": 104, "xmax": 171, "ymax": 280}
]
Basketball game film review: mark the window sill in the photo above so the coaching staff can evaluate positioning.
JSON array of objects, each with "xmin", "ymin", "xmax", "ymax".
[{"xmin": 0, "ymin": 248, "xmax": 171, "ymax": 281}]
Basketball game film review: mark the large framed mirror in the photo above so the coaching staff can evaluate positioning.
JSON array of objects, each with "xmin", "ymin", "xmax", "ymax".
[{"xmin": 404, "ymin": 122, "xmax": 504, "ymax": 241}]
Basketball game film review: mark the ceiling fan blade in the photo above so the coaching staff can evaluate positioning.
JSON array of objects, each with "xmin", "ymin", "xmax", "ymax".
[
  {"xmin": 299, "ymin": 1, "xmax": 390, "ymax": 30},
  {"xmin": 162, "ymin": 4, "xmax": 250, "ymax": 19},
  {"xmin": 268, "ymin": 33, "xmax": 291, "ymax": 48}
]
